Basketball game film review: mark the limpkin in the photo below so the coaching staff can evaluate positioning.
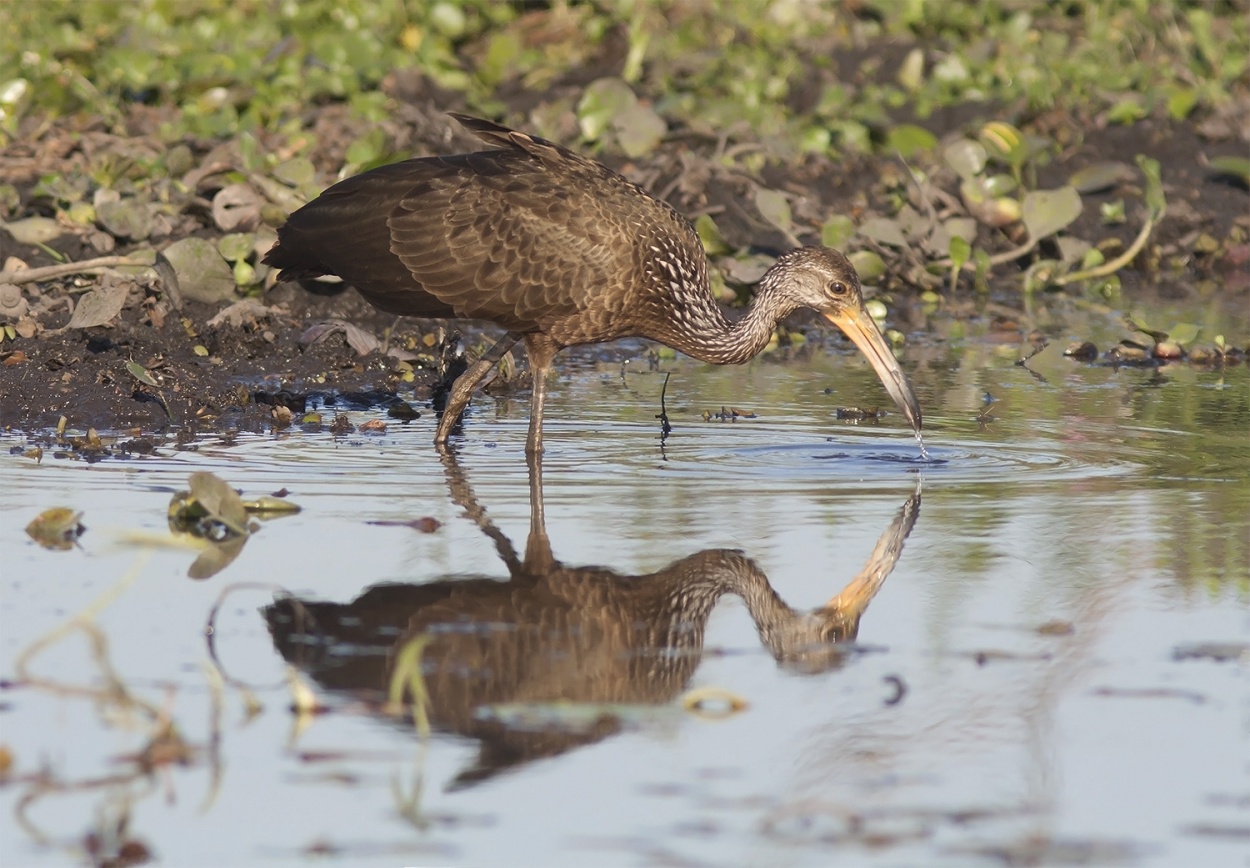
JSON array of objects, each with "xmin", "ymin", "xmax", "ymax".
[
  {"xmin": 264, "ymin": 114, "xmax": 922, "ymax": 453},
  {"xmin": 265, "ymin": 452, "xmax": 921, "ymax": 786}
]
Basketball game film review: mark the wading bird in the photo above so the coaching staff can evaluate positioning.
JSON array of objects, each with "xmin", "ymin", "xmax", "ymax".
[{"xmin": 264, "ymin": 114, "xmax": 922, "ymax": 453}]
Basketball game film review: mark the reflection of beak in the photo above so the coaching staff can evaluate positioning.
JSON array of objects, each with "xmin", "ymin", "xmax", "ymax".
[{"xmin": 824, "ymin": 307, "xmax": 923, "ymax": 432}]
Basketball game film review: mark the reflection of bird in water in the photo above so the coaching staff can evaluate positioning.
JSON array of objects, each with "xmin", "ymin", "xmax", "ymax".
[
  {"xmin": 263, "ymin": 114, "xmax": 922, "ymax": 453},
  {"xmin": 265, "ymin": 454, "xmax": 921, "ymax": 788}
]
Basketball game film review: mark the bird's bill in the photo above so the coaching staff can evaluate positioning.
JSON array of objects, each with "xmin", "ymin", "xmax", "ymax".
[{"xmin": 824, "ymin": 307, "xmax": 923, "ymax": 432}]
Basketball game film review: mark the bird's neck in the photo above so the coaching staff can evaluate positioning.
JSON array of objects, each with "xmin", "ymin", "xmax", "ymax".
[{"xmin": 672, "ymin": 287, "xmax": 796, "ymax": 365}]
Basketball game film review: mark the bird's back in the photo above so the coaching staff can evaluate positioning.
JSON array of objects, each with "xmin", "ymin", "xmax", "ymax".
[{"xmin": 264, "ymin": 116, "xmax": 705, "ymax": 343}]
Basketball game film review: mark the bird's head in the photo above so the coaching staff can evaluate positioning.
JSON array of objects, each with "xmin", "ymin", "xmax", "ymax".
[{"xmin": 762, "ymin": 246, "xmax": 922, "ymax": 432}]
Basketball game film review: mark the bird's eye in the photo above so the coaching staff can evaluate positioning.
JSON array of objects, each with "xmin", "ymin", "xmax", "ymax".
[{"xmin": 829, "ymin": 281, "xmax": 848, "ymax": 297}]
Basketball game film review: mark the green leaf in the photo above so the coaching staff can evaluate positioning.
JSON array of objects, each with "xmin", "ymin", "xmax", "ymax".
[
  {"xmin": 217, "ymin": 232, "xmax": 255, "ymax": 262},
  {"xmin": 1067, "ymin": 161, "xmax": 1135, "ymax": 194},
  {"xmin": 848, "ymin": 250, "xmax": 886, "ymax": 282},
  {"xmin": 1166, "ymin": 87, "xmax": 1199, "ymax": 120},
  {"xmin": 126, "ymin": 359, "xmax": 159, "ymax": 387},
  {"xmin": 612, "ymin": 102, "xmax": 666, "ymax": 158},
  {"xmin": 1022, "ymin": 187, "xmax": 1082, "ymax": 241},
  {"xmin": 949, "ymin": 236, "xmax": 971, "ymax": 270},
  {"xmin": 1135, "ymin": 155, "xmax": 1166, "ymax": 216},
  {"xmin": 821, "ymin": 214, "xmax": 855, "ymax": 249},
  {"xmin": 896, "ymin": 47, "xmax": 925, "ymax": 92},
  {"xmin": 979, "ymin": 121, "xmax": 1026, "ymax": 168},
  {"xmin": 1166, "ymin": 323, "xmax": 1201, "ymax": 346},
  {"xmin": 885, "ymin": 123, "xmax": 937, "ymax": 158},
  {"xmin": 857, "ymin": 217, "xmax": 908, "ymax": 248},
  {"xmin": 695, "ymin": 214, "xmax": 733, "ymax": 257},
  {"xmin": 754, "ymin": 188, "xmax": 792, "ymax": 233},
  {"xmin": 577, "ymin": 77, "xmax": 637, "ymax": 142},
  {"xmin": 1208, "ymin": 156, "xmax": 1250, "ymax": 187},
  {"xmin": 273, "ymin": 157, "xmax": 315, "ymax": 188},
  {"xmin": 1106, "ymin": 97, "xmax": 1147, "ymax": 125}
]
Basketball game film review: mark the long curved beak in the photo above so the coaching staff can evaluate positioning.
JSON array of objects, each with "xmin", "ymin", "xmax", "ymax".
[{"xmin": 824, "ymin": 307, "xmax": 923, "ymax": 432}]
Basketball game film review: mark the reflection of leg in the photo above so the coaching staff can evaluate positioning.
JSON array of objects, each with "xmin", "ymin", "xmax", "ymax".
[
  {"xmin": 522, "ymin": 449, "xmax": 554, "ymax": 574},
  {"xmin": 522, "ymin": 334, "xmax": 559, "ymax": 455},
  {"xmin": 434, "ymin": 332, "xmax": 522, "ymax": 446},
  {"xmin": 437, "ymin": 450, "xmax": 521, "ymax": 573}
]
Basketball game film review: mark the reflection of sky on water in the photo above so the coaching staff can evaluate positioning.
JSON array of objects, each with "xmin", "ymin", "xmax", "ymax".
[{"xmin": 0, "ymin": 349, "xmax": 1246, "ymax": 867}]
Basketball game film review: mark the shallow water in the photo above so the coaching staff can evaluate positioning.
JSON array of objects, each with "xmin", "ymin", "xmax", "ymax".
[{"xmin": 2, "ymin": 319, "xmax": 1248, "ymax": 866}]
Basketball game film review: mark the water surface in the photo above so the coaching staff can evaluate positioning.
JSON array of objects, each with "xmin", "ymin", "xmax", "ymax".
[{"xmin": 2, "ymin": 319, "xmax": 1247, "ymax": 867}]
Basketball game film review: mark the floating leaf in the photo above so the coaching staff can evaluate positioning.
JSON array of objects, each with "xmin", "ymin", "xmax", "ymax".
[
  {"xmin": 188, "ymin": 536, "xmax": 246, "ymax": 580},
  {"xmin": 1022, "ymin": 187, "xmax": 1082, "ymax": 241},
  {"xmin": 169, "ymin": 472, "xmax": 249, "ymax": 542},
  {"xmin": 26, "ymin": 508, "xmax": 85, "ymax": 550},
  {"xmin": 1166, "ymin": 322, "xmax": 1201, "ymax": 346},
  {"xmin": 241, "ymin": 495, "xmax": 302, "ymax": 515}
]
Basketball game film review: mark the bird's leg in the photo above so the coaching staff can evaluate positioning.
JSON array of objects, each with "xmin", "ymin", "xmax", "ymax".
[
  {"xmin": 522, "ymin": 334, "xmax": 559, "ymax": 455},
  {"xmin": 434, "ymin": 331, "xmax": 521, "ymax": 447}
]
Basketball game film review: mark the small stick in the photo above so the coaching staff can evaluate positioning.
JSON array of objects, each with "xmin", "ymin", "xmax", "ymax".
[
  {"xmin": 656, "ymin": 372, "xmax": 673, "ymax": 442},
  {"xmin": 0, "ymin": 255, "xmax": 156, "ymax": 285}
]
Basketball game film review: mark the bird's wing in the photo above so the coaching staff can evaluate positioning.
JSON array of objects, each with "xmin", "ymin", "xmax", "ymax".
[{"xmin": 387, "ymin": 150, "xmax": 630, "ymax": 332}]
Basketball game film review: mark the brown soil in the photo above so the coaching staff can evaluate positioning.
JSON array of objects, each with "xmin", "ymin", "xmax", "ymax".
[{"xmin": 1, "ymin": 103, "xmax": 1247, "ymax": 442}]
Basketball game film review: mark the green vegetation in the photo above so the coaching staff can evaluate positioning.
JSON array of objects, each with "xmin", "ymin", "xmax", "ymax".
[
  {"xmin": 4, "ymin": 0, "xmax": 1246, "ymax": 149},
  {"xmin": 0, "ymin": 0, "xmax": 1245, "ymax": 304}
]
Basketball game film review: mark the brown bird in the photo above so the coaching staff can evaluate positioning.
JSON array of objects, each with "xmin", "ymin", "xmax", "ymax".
[{"xmin": 264, "ymin": 114, "xmax": 922, "ymax": 453}]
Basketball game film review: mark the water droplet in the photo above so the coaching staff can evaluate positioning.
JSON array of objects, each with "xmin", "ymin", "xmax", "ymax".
[{"xmin": 914, "ymin": 431, "xmax": 931, "ymax": 461}]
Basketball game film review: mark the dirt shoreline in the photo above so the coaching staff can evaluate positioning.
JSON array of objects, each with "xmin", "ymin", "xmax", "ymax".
[{"xmin": 2, "ymin": 108, "xmax": 1247, "ymax": 439}]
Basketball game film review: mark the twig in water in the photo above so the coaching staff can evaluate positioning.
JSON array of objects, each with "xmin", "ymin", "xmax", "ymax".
[{"xmin": 656, "ymin": 372, "xmax": 673, "ymax": 443}]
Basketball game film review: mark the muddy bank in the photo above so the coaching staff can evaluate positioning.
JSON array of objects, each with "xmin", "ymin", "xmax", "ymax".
[{"xmin": 1, "ymin": 106, "xmax": 1247, "ymax": 438}]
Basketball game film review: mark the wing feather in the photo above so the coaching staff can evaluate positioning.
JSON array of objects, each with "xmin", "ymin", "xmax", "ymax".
[{"xmin": 387, "ymin": 151, "xmax": 629, "ymax": 333}]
